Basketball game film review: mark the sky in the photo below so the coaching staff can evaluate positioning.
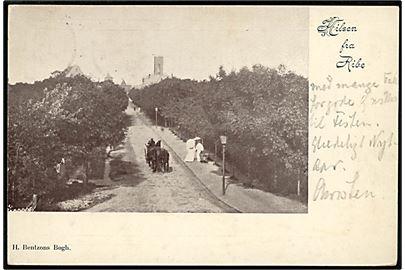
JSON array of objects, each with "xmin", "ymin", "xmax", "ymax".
[{"xmin": 8, "ymin": 6, "xmax": 308, "ymax": 85}]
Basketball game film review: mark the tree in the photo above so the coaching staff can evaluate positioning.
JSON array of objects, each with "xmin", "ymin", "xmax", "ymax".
[
  {"xmin": 129, "ymin": 64, "xmax": 308, "ymax": 201},
  {"xmin": 216, "ymin": 65, "xmax": 227, "ymax": 80},
  {"xmin": 7, "ymin": 72, "xmax": 129, "ymax": 208}
]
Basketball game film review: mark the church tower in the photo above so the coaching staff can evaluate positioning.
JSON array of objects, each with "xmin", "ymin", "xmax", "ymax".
[{"xmin": 154, "ymin": 56, "xmax": 164, "ymax": 76}]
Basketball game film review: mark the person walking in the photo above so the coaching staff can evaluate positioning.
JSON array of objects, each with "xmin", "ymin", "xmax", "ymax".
[
  {"xmin": 184, "ymin": 138, "xmax": 196, "ymax": 162},
  {"xmin": 195, "ymin": 137, "xmax": 204, "ymax": 162}
]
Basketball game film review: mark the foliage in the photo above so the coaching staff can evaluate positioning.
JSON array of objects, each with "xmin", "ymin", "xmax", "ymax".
[
  {"xmin": 7, "ymin": 73, "xmax": 128, "ymax": 208},
  {"xmin": 129, "ymin": 65, "xmax": 308, "ymax": 201}
]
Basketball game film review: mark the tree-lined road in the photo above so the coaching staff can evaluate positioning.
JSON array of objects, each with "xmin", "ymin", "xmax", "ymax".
[{"xmin": 85, "ymin": 103, "xmax": 231, "ymax": 212}]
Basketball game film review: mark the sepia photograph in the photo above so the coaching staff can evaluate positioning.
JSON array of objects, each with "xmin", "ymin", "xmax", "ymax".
[
  {"xmin": 5, "ymin": 3, "xmax": 400, "ymax": 267},
  {"xmin": 7, "ymin": 5, "xmax": 308, "ymax": 213}
]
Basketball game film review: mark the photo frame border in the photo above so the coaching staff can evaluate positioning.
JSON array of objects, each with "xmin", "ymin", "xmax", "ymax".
[{"xmin": 2, "ymin": 1, "xmax": 401, "ymax": 268}]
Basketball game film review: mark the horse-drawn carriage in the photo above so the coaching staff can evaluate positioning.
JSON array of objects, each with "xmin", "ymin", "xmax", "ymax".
[{"xmin": 144, "ymin": 139, "xmax": 170, "ymax": 173}]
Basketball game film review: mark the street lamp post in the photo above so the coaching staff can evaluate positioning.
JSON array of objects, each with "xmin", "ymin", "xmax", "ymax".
[
  {"xmin": 155, "ymin": 107, "xmax": 158, "ymax": 127},
  {"xmin": 295, "ymin": 129, "xmax": 304, "ymax": 197},
  {"xmin": 220, "ymin": 135, "xmax": 227, "ymax": 195}
]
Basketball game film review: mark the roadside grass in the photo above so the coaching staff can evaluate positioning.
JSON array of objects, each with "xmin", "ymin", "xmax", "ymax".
[
  {"xmin": 55, "ymin": 190, "xmax": 115, "ymax": 212},
  {"xmin": 37, "ymin": 183, "xmax": 98, "ymax": 211},
  {"xmin": 37, "ymin": 148, "xmax": 108, "ymax": 211}
]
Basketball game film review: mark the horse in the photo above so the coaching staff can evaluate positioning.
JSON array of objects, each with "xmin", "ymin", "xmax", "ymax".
[
  {"xmin": 145, "ymin": 139, "xmax": 170, "ymax": 173},
  {"xmin": 144, "ymin": 138, "xmax": 156, "ymax": 166},
  {"xmin": 156, "ymin": 147, "xmax": 170, "ymax": 172},
  {"xmin": 145, "ymin": 144, "xmax": 154, "ymax": 167},
  {"xmin": 148, "ymin": 146, "xmax": 170, "ymax": 173}
]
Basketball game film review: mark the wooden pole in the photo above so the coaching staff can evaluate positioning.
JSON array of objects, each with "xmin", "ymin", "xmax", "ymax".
[{"xmin": 297, "ymin": 169, "xmax": 301, "ymax": 197}]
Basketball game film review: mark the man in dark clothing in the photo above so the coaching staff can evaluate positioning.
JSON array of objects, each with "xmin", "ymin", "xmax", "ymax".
[{"xmin": 147, "ymin": 138, "xmax": 155, "ymax": 147}]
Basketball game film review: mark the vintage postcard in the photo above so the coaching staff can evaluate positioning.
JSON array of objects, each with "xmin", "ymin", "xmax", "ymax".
[{"xmin": 5, "ymin": 3, "xmax": 400, "ymax": 267}]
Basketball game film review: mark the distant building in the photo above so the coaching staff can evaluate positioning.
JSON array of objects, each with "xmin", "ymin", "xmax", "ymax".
[
  {"xmin": 105, "ymin": 73, "xmax": 113, "ymax": 82},
  {"xmin": 51, "ymin": 65, "xmax": 85, "ymax": 78},
  {"xmin": 120, "ymin": 80, "xmax": 132, "ymax": 93},
  {"xmin": 140, "ymin": 56, "xmax": 170, "ymax": 87},
  {"xmin": 51, "ymin": 70, "xmax": 62, "ymax": 78},
  {"xmin": 154, "ymin": 56, "xmax": 164, "ymax": 76},
  {"xmin": 64, "ymin": 65, "xmax": 84, "ymax": 78}
]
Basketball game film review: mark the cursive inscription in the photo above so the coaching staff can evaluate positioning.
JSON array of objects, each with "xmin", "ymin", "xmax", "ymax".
[
  {"xmin": 312, "ymin": 158, "xmax": 345, "ymax": 173},
  {"xmin": 336, "ymin": 39, "xmax": 365, "ymax": 72},
  {"xmin": 336, "ymin": 55, "xmax": 365, "ymax": 72},
  {"xmin": 310, "ymin": 69, "xmax": 397, "ymax": 204},
  {"xmin": 317, "ymin": 17, "xmax": 357, "ymax": 37},
  {"xmin": 313, "ymin": 172, "xmax": 375, "ymax": 201},
  {"xmin": 384, "ymin": 72, "xmax": 398, "ymax": 85},
  {"xmin": 317, "ymin": 17, "xmax": 366, "ymax": 71},
  {"xmin": 332, "ymin": 111, "xmax": 371, "ymax": 128},
  {"xmin": 311, "ymin": 134, "xmax": 361, "ymax": 160}
]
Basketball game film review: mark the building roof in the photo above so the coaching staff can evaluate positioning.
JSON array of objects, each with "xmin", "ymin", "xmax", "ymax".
[{"xmin": 105, "ymin": 73, "xmax": 113, "ymax": 81}]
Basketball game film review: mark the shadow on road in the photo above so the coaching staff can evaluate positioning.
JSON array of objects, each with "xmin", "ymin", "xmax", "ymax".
[
  {"xmin": 90, "ymin": 136, "xmax": 147, "ymax": 188},
  {"xmin": 109, "ymin": 137, "xmax": 147, "ymax": 187},
  {"xmin": 109, "ymin": 157, "xmax": 145, "ymax": 187}
]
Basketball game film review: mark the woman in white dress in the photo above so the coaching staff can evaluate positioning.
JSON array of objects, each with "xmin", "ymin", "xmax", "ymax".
[
  {"xmin": 184, "ymin": 138, "xmax": 196, "ymax": 162},
  {"xmin": 195, "ymin": 138, "xmax": 204, "ymax": 162}
]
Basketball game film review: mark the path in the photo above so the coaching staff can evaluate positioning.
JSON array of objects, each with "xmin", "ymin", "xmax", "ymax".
[
  {"xmin": 142, "ymin": 110, "xmax": 308, "ymax": 213},
  {"xmin": 84, "ymin": 103, "xmax": 231, "ymax": 212},
  {"xmin": 84, "ymin": 101, "xmax": 307, "ymax": 213}
]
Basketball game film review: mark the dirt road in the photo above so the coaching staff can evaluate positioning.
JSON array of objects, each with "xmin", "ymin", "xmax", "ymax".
[{"xmin": 84, "ymin": 104, "xmax": 229, "ymax": 212}]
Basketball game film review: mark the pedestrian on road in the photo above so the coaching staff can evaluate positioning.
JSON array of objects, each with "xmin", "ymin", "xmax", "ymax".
[
  {"xmin": 195, "ymin": 137, "xmax": 204, "ymax": 162},
  {"xmin": 184, "ymin": 138, "xmax": 196, "ymax": 162}
]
